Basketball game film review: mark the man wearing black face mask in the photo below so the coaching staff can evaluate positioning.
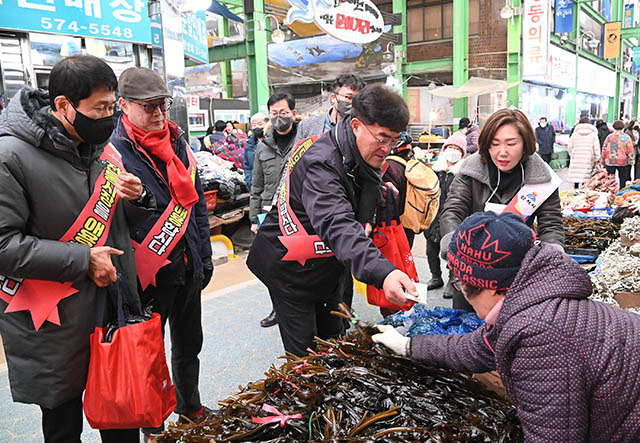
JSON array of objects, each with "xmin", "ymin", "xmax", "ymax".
[
  {"xmin": 0, "ymin": 55, "xmax": 154, "ymax": 442},
  {"xmin": 243, "ymin": 112, "xmax": 269, "ymax": 191},
  {"xmin": 294, "ymin": 73, "xmax": 366, "ymax": 146},
  {"xmin": 250, "ymin": 92, "xmax": 299, "ymax": 236}
]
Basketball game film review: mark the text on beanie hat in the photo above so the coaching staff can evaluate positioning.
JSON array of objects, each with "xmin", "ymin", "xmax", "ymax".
[{"xmin": 447, "ymin": 212, "xmax": 536, "ymax": 291}]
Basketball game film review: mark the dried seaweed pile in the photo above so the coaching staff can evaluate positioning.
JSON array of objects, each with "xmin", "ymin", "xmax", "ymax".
[
  {"xmin": 156, "ymin": 309, "xmax": 522, "ymax": 442},
  {"xmin": 564, "ymin": 216, "xmax": 619, "ymax": 251}
]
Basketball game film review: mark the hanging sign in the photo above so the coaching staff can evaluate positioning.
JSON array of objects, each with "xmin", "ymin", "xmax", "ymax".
[
  {"xmin": 0, "ymin": 0, "xmax": 152, "ymax": 44},
  {"xmin": 555, "ymin": 0, "xmax": 573, "ymax": 34},
  {"xmin": 624, "ymin": 4, "xmax": 634, "ymax": 28},
  {"xmin": 633, "ymin": 46, "xmax": 640, "ymax": 74},
  {"xmin": 604, "ymin": 21, "xmax": 621, "ymax": 59},
  {"xmin": 182, "ymin": 11, "xmax": 208, "ymax": 64},
  {"xmin": 286, "ymin": 0, "xmax": 384, "ymax": 44},
  {"xmin": 523, "ymin": 0, "xmax": 550, "ymax": 77}
]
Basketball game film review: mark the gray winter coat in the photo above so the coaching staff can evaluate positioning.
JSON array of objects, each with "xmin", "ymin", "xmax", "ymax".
[
  {"xmin": 294, "ymin": 112, "xmax": 332, "ymax": 146},
  {"xmin": 249, "ymin": 124, "xmax": 298, "ymax": 223},
  {"xmin": 410, "ymin": 244, "xmax": 640, "ymax": 442},
  {"xmin": 440, "ymin": 153, "xmax": 564, "ymax": 246},
  {"xmin": 0, "ymin": 88, "xmax": 154, "ymax": 409}
]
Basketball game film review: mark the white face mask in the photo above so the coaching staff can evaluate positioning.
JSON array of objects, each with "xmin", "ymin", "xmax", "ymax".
[
  {"xmin": 540, "ymin": 121, "xmax": 547, "ymax": 127},
  {"xmin": 443, "ymin": 148, "xmax": 463, "ymax": 163}
]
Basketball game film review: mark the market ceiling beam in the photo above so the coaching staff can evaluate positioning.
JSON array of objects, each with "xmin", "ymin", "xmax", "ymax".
[
  {"xmin": 220, "ymin": 0, "xmax": 244, "ymax": 7},
  {"xmin": 403, "ymin": 59, "xmax": 453, "ymax": 75},
  {"xmin": 621, "ymin": 27, "xmax": 640, "ymax": 39},
  {"xmin": 452, "ymin": 0, "xmax": 469, "ymax": 129},
  {"xmin": 208, "ymin": 41, "xmax": 247, "ymax": 62}
]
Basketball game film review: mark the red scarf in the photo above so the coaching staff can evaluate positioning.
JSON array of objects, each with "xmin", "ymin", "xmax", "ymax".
[{"xmin": 122, "ymin": 114, "xmax": 199, "ymax": 208}]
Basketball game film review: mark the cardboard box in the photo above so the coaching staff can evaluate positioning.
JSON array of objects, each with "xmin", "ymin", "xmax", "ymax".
[{"xmin": 614, "ymin": 291, "xmax": 640, "ymax": 309}]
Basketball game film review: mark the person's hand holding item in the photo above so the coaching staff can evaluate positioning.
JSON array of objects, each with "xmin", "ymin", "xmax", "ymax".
[
  {"xmin": 88, "ymin": 246, "xmax": 124, "ymax": 287},
  {"xmin": 383, "ymin": 269, "xmax": 415, "ymax": 305},
  {"xmin": 372, "ymin": 324, "xmax": 410, "ymax": 356},
  {"xmin": 115, "ymin": 172, "xmax": 144, "ymax": 201},
  {"xmin": 251, "ymin": 223, "xmax": 258, "ymax": 234}
]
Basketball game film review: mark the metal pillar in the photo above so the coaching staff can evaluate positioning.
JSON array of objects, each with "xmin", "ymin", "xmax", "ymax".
[
  {"xmin": 612, "ymin": 0, "xmax": 623, "ymax": 120},
  {"xmin": 506, "ymin": 0, "xmax": 522, "ymax": 108},
  {"xmin": 220, "ymin": 18, "xmax": 233, "ymax": 99},
  {"xmin": 567, "ymin": 0, "xmax": 579, "ymax": 126},
  {"xmin": 244, "ymin": 0, "xmax": 270, "ymax": 114},
  {"xmin": 392, "ymin": 0, "xmax": 407, "ymax": 98},
  {"xmin": 452, "ymin": 0, "xmax": 468, "ymax": 126}
]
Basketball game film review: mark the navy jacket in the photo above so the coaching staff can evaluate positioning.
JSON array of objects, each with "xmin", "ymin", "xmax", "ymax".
[
  {"xmin": 243, "ymin": 132, "xmax": 259, "ymax": 189},
  {"xmin": 111, "ymin": 118, "xmax": 212, "ymax": 286},
  {"xmin": 535, "ymin": 124, "xmax": 556, "ymax": 155},
  {"xmin": 247, "ymin": 120, "xmax": 396, "ymax": 296}
]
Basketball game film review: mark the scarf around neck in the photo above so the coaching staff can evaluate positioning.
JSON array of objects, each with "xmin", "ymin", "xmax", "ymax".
[
  {"xmin": 344, "ymin": 121, "xmax": 383, "ymax": 224},
  {"xmin": 122, "ymin": 114, "xmax": 199, "ymax": 208}
]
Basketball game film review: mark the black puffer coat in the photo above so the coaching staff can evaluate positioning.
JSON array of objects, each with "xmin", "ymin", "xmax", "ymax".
[{"xmin": 0, "ymin": 87, "xmax": 153, "ymax": 409}]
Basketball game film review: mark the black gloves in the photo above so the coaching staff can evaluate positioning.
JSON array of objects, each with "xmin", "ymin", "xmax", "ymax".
[{"xmin": 201, "ymin": 256, "xmax": 214, "ymax": 288}]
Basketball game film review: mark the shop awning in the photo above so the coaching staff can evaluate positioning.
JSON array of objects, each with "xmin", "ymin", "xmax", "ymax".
[
  {"xmin": 429, "ymin": 77, "xmax": 519, "ymax": 98},
  {"xmin": 208, "ymin": 0, "xmax": 244, "ymax": 22}
]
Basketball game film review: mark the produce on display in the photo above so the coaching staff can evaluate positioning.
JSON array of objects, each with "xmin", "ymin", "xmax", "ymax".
[
  {"xmin": 380, "ymin": 305, "xmax": 484, "ymax": 337},
  {"xmin": 563, "ymin": 216, "xmax": 619, "ymax": 252},
  {"xmin": 590, "ymin": 217, "xmax": 640, "ymax": 315},
  {"xmin": 155, "ymin": 305, "xmax": 522, "ymax": 442},
  {"xmin": 614, "ymin": 180, "xmax": 640, "ymax": 214},
  {"xmin": 582, "ymin": 169, "xmax": 619, "ymax": 194}
]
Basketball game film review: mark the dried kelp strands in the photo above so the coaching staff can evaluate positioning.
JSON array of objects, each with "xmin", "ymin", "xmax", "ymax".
[
  {"xmin": 156, "ymin": 304, "xmax": 523, "ymax": 442},
  {"xmin": 563, "ymin": 216, "xmax": 619, "ymax": 251}
]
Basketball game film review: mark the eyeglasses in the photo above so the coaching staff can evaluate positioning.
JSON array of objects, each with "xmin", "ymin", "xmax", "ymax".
[
  {"xmin": 359, "ymin": 123, "xmax": 401, "ymax": 148},
  {"xmin": 129, "ymin": 98, "xmax": 173, "ymax": 114},
  {"xmin": 269, "ymin": 110, "xmax": 292, "ymax": 118},
  {"xmin": 336, "ymin": 92, "xmax": 355, "ymax": 101}
]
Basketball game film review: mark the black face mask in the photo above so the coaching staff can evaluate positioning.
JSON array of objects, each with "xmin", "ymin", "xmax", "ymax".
[
  {"xmin": 253, "ymin": 127, "xmax": 264, "ymax": 139},
  {"xmin": 64, "ymin": 105, "xmax": 115, "ymax": 145},
  {"xmin": 336, "ymin": 99, "xmax": 352, "ymax": 118},
  {"xmin": 271, "ymin": 116, "xmax": 293, "ymax": 133}
]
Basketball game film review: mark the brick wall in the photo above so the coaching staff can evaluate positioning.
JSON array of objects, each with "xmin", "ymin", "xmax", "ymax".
[{"xmin": 407, "ymin": 0, "xmax": 508, "ymax": 81}]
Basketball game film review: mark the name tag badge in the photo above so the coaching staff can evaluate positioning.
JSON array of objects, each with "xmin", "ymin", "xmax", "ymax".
[{"xmin": 484, "ymin": 201, "xmax": 507, "ymax": 214}]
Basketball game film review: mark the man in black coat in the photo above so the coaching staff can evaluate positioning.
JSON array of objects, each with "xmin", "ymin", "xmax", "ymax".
[
  {"xmin": 535, "ymin": 117, "xmax": 555, "ymax": 164},
  {"xmin": 247, "ymin": 85, "xmax": 417, "ymax": 357}
]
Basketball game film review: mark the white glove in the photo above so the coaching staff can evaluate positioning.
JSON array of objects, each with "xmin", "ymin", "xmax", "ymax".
[{"xmin": 372, "ymin": 324, "xmax": 410, "ymax": 356}]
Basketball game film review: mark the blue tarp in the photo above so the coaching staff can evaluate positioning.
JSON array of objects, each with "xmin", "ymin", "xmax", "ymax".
[
  {"xmin": 207, "ymin": 0, "xmax": 243, "ymax": 23},
  {"xmin": 380, "ymin": 305, "xmax": 484, "ymax": 338}
]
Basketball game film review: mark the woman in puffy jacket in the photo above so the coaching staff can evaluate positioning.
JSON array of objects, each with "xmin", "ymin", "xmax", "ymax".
[
  {"xmin": 567, "ymin": 116, "xmax": 600, "ymax": 188},
  {"xmin": 438, "ymin": 108, "xmax": 564, "ymax": 310},
  {"xmin": 374, "ymin": 212, "xmax": 640, "ymax": 443},
  {"xmin": 602, "ymin": 120, "xmax": 635, "ymax": 187}
]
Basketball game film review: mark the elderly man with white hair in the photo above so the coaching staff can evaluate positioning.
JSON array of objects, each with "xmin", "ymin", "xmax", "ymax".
[{"xmin": 244, "ymin": 112, "xmax": 269, "ymax": 190}]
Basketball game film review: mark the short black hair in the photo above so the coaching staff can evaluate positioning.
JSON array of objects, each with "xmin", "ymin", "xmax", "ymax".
[
  {"xmin": 458, "ymin": 117, "xmax": 470, "ymax": 128},
  {"xmin": 350, "ymin": 84, "xmax": 409, "ymax": 133},
  {"xmin": 332, "ymin": 73, "xmax": 366, "ymax": 93},
  {"xmin": 267, "ymin": 92, "xmax": 295, "ymax": 111},
  {"xmin": 49, "ymin": 55, "xmax": 117, "ymax": 111},
  {"xmin": 539, "ymin": 116, "xmax": 547, "ymax": 121},
  {"xmin": 214, "ymin": 120, "xmax": 227, "ymax": 132}
]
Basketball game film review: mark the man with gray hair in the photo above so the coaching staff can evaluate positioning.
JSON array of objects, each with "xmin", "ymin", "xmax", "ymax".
[{"xmin": 244, "ymin": 112, "xmax": 269, "ymax": 190}]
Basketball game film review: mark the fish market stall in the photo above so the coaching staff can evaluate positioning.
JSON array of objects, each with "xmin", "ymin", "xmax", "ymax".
[{"xmin": 154, "ymin": 307, "xmax": 522, "ymax": 442}]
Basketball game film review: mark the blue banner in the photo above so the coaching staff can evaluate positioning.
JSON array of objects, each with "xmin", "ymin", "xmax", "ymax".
[
  {"xmin": 633, "ymin": 46, "xmax": 640, "ymax": 74},
  {"xmin": 0, "ymin": 0, "xmax": 152, "ymax": 44},
  {"xmin": 555, "ymin": 0, "xmax": 573, "ymax": 34},
  {"xmin": 602, "ymin": 0, "xmax": 612, "ymax": 21},
  {"xmin": 624, "ymin": 4, "xmax": 634, "ymax": 28},
  {"xmin": 182, "ymin": 11, "xmax": 208, "ymax": 64}
]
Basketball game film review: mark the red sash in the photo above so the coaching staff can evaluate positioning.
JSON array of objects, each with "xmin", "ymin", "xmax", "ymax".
[
  {"xmin": 277, "ymin": 136, "xmax": 335, "ymax": 266},
  {"xmin": 0, "ymin": 144, "xmax": 125, "ymax": 331},
  {"xmin": 133, "ymin": 149, "xmax": 197, "ymax": 290}
]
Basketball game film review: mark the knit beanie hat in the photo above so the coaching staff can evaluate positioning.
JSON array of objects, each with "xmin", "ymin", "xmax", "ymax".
[
  {"xmin": 447, "ymin": 212, "xmax": 536, "ymax": 291},
  {"xmin": 442, "ymin": 133, "xmax": 468, "ymax": 153}
]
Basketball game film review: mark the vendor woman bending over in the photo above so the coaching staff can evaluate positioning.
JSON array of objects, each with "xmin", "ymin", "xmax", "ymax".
[
  {"xmin": 439, "ymin": 109, "xmax": 564, "ymax": 310},
  {"xmin": 374, "ymin": 211, "xmax": 640, "ymax": 443}
]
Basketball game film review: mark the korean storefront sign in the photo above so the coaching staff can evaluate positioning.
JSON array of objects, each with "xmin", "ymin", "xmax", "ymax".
[
  {"xmin": 182, "ymin": 11, "xmax": 208, "ymax": 64},
  {"xmin": 522, "ymin": 0, "xmax": 549, "ymax": 77},
  {"xmin": 0, "ymin": 0, "xmax": 152, "ymax": 44},
  {"xmin": 603, "ymin": 21, "xmax": 621, "ymax": 59},
  {"xmin": 577, "ymin": 57, "xmax": 616, "ymax": 97},
  {"xmin": 546, "ymin": 44, "xmax": 576, "ymax": 89},
  {"xmin": 554, "ymin": 0, "xmax": 573, "ymax": 34},
  {"xmin": 286, "ymin": 0, "xmax": 384, "ymax": 44}
]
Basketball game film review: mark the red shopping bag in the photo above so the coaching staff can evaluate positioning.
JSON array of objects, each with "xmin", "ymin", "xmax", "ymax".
[
  {"xmin": 365, "ymin": 191, "xmax": 418, "ymax": 311},
  {"xmin": 84, "ymin": 277, "xmax": 176, "ymax": 429}
]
